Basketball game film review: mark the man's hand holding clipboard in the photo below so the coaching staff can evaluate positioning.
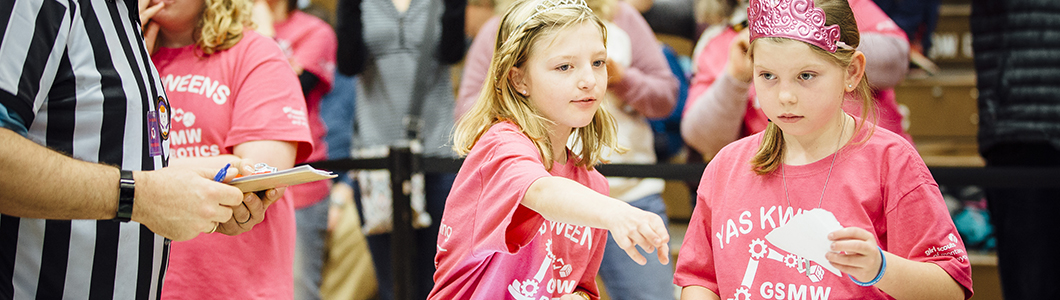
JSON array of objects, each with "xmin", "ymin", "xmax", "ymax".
[{"xmin": 208, "ymin": 162, "xmax": 336, "ymax": 235}]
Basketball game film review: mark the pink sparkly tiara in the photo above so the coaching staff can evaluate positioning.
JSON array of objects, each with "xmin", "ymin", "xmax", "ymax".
[{"xmin": 748, "ymin": 0, "xmax": 852, "ymax": 53}]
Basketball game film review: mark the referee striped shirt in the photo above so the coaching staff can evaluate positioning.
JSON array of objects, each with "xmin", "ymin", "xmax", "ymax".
[{"xmin": 0, "ymin": 0, "xmax": 171, "ymax": 299}]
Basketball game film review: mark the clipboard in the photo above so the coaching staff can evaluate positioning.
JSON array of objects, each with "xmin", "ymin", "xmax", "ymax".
[{"xmin": 229, "ymin": 165, "xmax": 337, "ymax": 193}]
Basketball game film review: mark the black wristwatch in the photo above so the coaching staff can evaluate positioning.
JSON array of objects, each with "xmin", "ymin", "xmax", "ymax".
[{"xmin": 115, "ymin": 170, "xmax": 135, "ymax": 222}]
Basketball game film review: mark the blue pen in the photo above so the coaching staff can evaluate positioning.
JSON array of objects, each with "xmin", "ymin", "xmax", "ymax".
[{"xmin": 213, "ymin": 163, "xmax": 231, "ymax": 182}]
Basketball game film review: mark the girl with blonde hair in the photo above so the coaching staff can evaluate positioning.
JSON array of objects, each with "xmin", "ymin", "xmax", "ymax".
[
  {"xmin": 431, "ymin": 0, "xmax": 670, "ymax": 298},
  {"xmin": 454, "ymin": 0, "xmax": 680, "ymax": 297}
]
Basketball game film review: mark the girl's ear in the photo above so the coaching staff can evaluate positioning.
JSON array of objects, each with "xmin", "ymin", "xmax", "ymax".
[
  {"xmin": 509, "ymin": 66, "xmax": 529, "ymax": 96},
  {"xmin": 845, "ymin": 50, "xmax": 867, "ymax": 92}
]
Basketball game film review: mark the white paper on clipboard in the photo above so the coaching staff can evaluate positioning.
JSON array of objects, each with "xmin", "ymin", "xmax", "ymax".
[{"xmin": 228, "ymin": 165, "xmax": 337, "ymax": 193}]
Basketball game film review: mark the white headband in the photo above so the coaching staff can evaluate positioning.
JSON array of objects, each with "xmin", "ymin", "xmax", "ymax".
[{"xmin": 508, "ymin": 0, "xmax": 593, "ymax": 41}]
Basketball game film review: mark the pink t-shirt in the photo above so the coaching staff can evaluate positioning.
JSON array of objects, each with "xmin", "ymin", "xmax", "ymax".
[
  {"xmin": 685, "ymin": 0, "xmax": 912, "ymax": 142},
  {"xmin": 153, "ymin": 30, "xmax": 312, "ymax": 300},
  {"xmin": 429, "ymin": 122, "xmax": 610, "ymax": 300},
  {"xmin": 674, "ymin": 120, "xmax": 973, "ymax": 299},
  {"xmin": 274, "ymin": 10, "xmax": 338, "ymax": 208}
]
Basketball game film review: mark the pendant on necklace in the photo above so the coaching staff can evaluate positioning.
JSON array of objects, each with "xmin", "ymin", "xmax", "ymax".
[{"xmin": 801, "ymin": 258, "xmax": 811, "ymax": 278}]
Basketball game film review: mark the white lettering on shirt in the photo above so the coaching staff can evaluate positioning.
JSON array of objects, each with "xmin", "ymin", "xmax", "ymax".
[
  {"xmin": 173, "ymin": 144, "xmax": 220, "ymax": 158},
  {"xmin": 759, "ymin": 281, "xmax": 831, "ymax": 300},
  {"xmin": 761, "ymin": 206, "xmax": 777, "ymax": 230},
  {"xmin": 213, "ymin": 85, "xmax": 230, "ymax": 105},
  {"xmin": 715, "ymin": 210, "xmax": 754, "ymax": 249},
  {"xmin": 760, "ymin": 206, "xmax": 801, "ymax": 230},
  {"xmin": 545, "ymin": 221, "xmax": 593, "ymax": 249},
  {"xmin": 545, "ymin": 278, "xmax": 577, "ymax": 295},
  {"xmin": 440, "ymin": 222, "xmax": 453, "ymax": 243},
  {"xmin": 160, "ymin": 73, "xmax": 231, "ymax": 105},
  {"xmin": 188, "ymin": 75, "xmax": 204, "ymax": 94},
  {"xmin": 924, "ymin": 241, "xmax": 968, "ymax": 263},
  {"xmin": 201, "ymin": 77, "xmax": 220, "ymax": 97},
  {"xmin": 283, "ymin": 106, "xmax": 309, "ymax": 127},
  {"xmin": 176, "ymin": 74, "xmax": 191, "ymax": 92},
  {"xmin": 169, "ymin": 128, "xmax": 201, "ymax": 145}
]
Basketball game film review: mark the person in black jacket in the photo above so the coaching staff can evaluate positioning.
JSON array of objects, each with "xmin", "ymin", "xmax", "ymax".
[{"xmin": 971, "ymin": 0, "xmax": 1060, "ymax": 298}]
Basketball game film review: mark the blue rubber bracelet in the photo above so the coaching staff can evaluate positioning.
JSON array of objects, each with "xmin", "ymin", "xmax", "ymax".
[{"xmin": 849, "ymin": 246, "xmax": 886, "ymax": 286}]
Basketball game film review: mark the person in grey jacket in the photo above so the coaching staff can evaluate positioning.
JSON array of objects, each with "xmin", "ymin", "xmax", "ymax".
[{"xmin": 335, "ymin": 0, "xmax": 465, "ymax": 298}]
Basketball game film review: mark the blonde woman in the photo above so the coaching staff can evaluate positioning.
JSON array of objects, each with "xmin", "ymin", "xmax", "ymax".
[{"xmin": 142, "ymin": 0, "xmax": 314, "ymax": 298}]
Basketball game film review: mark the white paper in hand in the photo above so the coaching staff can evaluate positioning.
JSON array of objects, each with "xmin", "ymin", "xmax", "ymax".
[
  {"xmin": 229, "ymin": 165, "xmax": 337, "ymax": 193},
  {"xmin": 764, "ymin": 208, "xmax": 844, "ymax": 277}
]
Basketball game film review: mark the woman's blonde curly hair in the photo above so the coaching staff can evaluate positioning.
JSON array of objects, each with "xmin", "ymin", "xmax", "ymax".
[{"xmin": 197, "ymin": 0, "xmax": 254, "ymax": 55}]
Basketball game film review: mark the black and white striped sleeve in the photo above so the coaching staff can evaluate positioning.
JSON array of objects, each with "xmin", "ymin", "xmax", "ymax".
[{"xmin": 0, "ymin": 0, "xmax": 73, "ymax": 128}]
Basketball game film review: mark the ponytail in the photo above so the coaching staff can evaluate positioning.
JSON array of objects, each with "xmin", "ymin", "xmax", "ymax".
[{"xmin": 751, "ymin": 122, "xmax": 785, "ymax": 175}]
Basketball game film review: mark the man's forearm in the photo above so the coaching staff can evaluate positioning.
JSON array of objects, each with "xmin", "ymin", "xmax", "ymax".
[{"xmin": 0, "ymin": 128, "xmax": 118, "ymax": 220}]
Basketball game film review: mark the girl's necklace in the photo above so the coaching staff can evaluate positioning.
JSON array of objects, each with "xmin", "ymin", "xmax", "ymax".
[{"xmin": 782, "ymin": 116, "xmax": 847, "ymax": 209}]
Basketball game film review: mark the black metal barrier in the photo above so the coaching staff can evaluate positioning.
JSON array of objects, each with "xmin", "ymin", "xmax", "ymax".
[{"xmin": 307, "ymin": 147, "xmax": 1060, "ymax": 300}]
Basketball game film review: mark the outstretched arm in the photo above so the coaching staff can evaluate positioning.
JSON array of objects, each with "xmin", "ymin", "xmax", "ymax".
[{"xmin": 522, "ymin": 176, "xmax": 670, "ymax": 265}]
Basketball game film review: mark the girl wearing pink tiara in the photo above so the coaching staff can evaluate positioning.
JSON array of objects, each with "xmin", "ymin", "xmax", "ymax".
[
  {"xmin": 674, "ymin": 0, "xmax": 973, "ymax": 299},
  {"xmin": 429, "ymin": 0, "xmax": 670, "ymax": 298}
]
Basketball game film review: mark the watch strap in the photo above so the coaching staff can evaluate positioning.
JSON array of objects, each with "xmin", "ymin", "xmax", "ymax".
[{"xmin": 115, "ymin": 170, "xmax": 134, "ymax": 222}]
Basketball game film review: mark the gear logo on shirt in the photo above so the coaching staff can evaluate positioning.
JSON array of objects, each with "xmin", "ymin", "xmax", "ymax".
[
  {"xmin": 507, "ymin": 239, "xmax": 579, "ymax": 300},
  {"xmin": 173, "ymin": 108, "xmax": 196, "ymax": 128}
]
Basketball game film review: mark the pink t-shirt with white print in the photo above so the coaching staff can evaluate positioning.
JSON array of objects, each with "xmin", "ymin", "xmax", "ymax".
[
  {"xmin": 152, "ymin": 30, "xmax": 312, "ymax": 300},
  {"xmin": 429, "ymin": 121, "xmax": 610, "ymax": 300},
  {"xmin": 674, "ymin": 120, "xmax": 973, "ymax": 299}
]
